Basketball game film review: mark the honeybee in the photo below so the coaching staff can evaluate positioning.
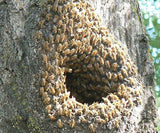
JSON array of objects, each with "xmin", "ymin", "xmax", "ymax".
[
  {"xmin": 99, "ymin": 57, "xmax": 104, "ymax": 65},
  {"xmin": 63, "ymin": 3, "xmax": 68, "ymax": 13},
  {"xmin": 102, "ymin": 77, "xmax": 109, "ymax": 84},
  {"xmin": 118, "ymin": 72, "xmax": 123, "ymax": 80},
  {"xmin": 105, "ymin": 60, "xmax": 110, "ymax": 68},
  {"xmin": 87, "ymin": 64, "xmax": 94, "ymax": 71},
  {"xmin": 113, "ymin": 73, "xmax": 118, "ymax": 82},
  {"xmin": 62, "ymin": 24, "xmax": 67, "ymax": 32},
  {"xmin": 58, "ymin": 20, "xmax": 63, "ymax": 27},
  {"xmin": 53, "ymin": 0, "xmax": 58, "ymax": 12},
  {"xmin": 86, "ymin": 45, "xmax": 92, "ymax": 54},
  {"xmin": 40, "ymin": 10, "xmax": 47, "ymax": 17},
  {"xmin": 40, "ymin": 87, "xmax": 44, "ymax": 95},
  {"xmin": 58, "ymin": 5, "xmax": 63, "ymax": 14},
  {"xmin": 42, "ymin": 70, "xmax": 48, "ymax": 79},
  {"xmin": 121, "ymin": 84, "xmax": 126, "ymax": 90},
  {"xmin": 74, "ymin": 69, "xmax": 81, "ymax": 73},
  {"xmin": 128, "ymin": 77, "xmax": 135, "ymax": 85},
  {"xmin": 69, "ymin": 19, "xmax": 74, "ymax": 27},
  {"xmin": 36, "ymin": 31, "xmax": 43, "ymax": 39},
  {"xmin": 126, "ymin": 62, "xmax": 132, "ymax": 70},
  {"xmin": 99, "ymin": 67, "xmax": 104, "ymax": 75},
  {"xmin": 69, "ymin": 48, "xmax": 76, "ymax": 56},
  {"xmin": 46, "ymin": 62, "xmax": 52, "ymax": 71},
  {"xmin": 115, "ymin": 119, "xmax": 120, "ymax": 128},
  {"xmin": 64, "ymin": 68, "xmax": 72, "ymax": 73},
  {"xmin": 57, "ymin": 107, "xmax": 63, "ymax": 115},
  {"xmin": 76, "ymin": 108, "xmax": 83, "ymax": 115},
  {"xmin": 84, "ymin": 55, "xmax": 90, "ymax": 64},
  {"xmin": 97, "ymin": 118, "xmax": 106, "ymax": 124},
  {"xmin": 121, "ymin": 68, "xmax": 128, "ymax": 77},
  {"xmin": 68, "ymin": 26, "xmax": 73, "ymax": 34},
  {"xmin": 71, "ymin": 54, "xmax": 78, "ymax": 61},
  {"xmin": 48, "ymin": 74, "xmax": 55, "ymax": 81},
  {"xmin": 111, "ymin": 53, "xmax": 117, "ymax": 61},
  {"xmin": 49, "ymin": 87, "xmax": 55, "ymax": 95},
  {"xmin": 89, "ymin": 124, "xmax": 95, "ymax": 133},
  {"xmin": 131, "ymin": 66, "xmax": 137, "ymax": 75},
  {"xmin": 56, "ymin": 34, "xmax": 60, "ymax": 43},
  {"xmin": 57, "ymin": 119, "xmax": 63, "ymax": 128},
  {"xmin": 63, "ymin": 49, "xmax": 70, "ymax": 55},
  {"xmin": 57, "ymin": 43, "xmax": 63, "ymax": 52},
  {"xmin": 53, "ymin": 25, "xmax": 57, "ymax": 33},
  {"xmin": 125, "ymin": 109, "xmax": 131, "ymax": 116},
  {"xmin": 48, "ymin": 114, "xmax": 56, "ymax": 120},
  {"xmin": 127, "ymin": 99, "xmax": 133, "ymax": 107},
  {"xmin": 79, "ymin": 115, "xmax": 87, "ymax": 123},
  {"xmin": 134, "ymin": 89, "xmax": 142, "ymax": 97},
  {"xmin": 45, "ymin": 104, "xmax": 52, "ymax": 113},
  {"xmin": 41, "ymin": 78, "xmax": 46, "ymax": 86},
  {"xmin": 102, "ymin": 50, "xmax": 108, "ymax": 58},
  {"xmin": 60, "ymin": 34, "xmax": 65, "ymax": 43},
  {"xmin": 136, "ymin": 97, "xmax": 142, "ymax": 105},
  {"xmin": 92, "ymin": 37, "xmax": 98, "ymax": 46},
  {"xmin": 112, "ymin": 62, "xmax": 118, "ymax": 71},
  {"xmin": 95, "ymin": 62, "xmax": 99, "ymax": 71},
  {"xmin": 43, "ymin": 97, "xmax": 51, "ymax": 104},
  {"xmin": 106, "ymin": 72, "xmax": 112, "ymax": 80},
  {"xmin": 83, "ymin": 65, "xmax": 88, "ymax": 72},
  {"xmin": 43, "ymin": 41, "xmax": 50, "ymax": 51},
  {"xmin": 49, "ymin": 34, "xmax": 54, "ymax": 44},
  {"xmin": 46, "ymin": 13, "xmax": 52, "ymax": 21},
  {"xmin": 38, "ymin": 20, "xmax": 45, "ymax": 28},
  {"xmin": 79, "ymin": 53, "xmax": 85, "ymax": 61},
  {"xmin": 69, "ymin": 119, "xmax": 76, "ymax": 128}
]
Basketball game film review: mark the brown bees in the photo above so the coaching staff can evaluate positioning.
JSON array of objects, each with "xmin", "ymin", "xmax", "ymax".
[
  {"xmin": 49, "ymin": 34, "xmax": 54, "ymax": 44},
  {"xmin": 112, "ymin": 62, "xmax": 118, "ymax": 71},
  {"xmin": 118, "ymin": 72, "xmax": 123, "ymax": 80},
  {"xmin": 41, "ymin": 78, "xmax": 46, "ymax": 86},
  {"xmin": 48, "ymin": 114, "xmax": 56, "ymax": 120},
  {"xmin": 56, "ymin": 34, "xmax": 61, "ymax": 43},
  {"xmin": 58, "ymin": 20, "xmax": 63, "ymax": 27},
  {"xmin": 57, "ymin": 44, "xmax": 63, "ymax": 52},
  {"xmin": 69, "ymin": 119, "xmax": 76, "ymax": 128},
  {"xmin": 53, "ymin": 25, "xmax": 58, "ymax": 33},
  {"xmin": 106, "ymin": 72, "xmax": 112, "ymax": 80},
  {"xmin": 40, "ymin": 87, "xmax": 44, "ymax": 95},
  {"xmin": 91, "ymin": 49, "xmax": 98, "ymax": 56},
  {"xmin": 89, "ymin": 124, "xmax": 95, "ymax": 133},
  {"xmin": 105, "ymin": 60, "xmax": 110, "ymax": 68},
  {"xmin": 36, "ymin": 31, "xmax": 43, "ymax": 39},
  {"xmin": 121, "ymin": 68, "xmax": 128, "ymax": 77},
  {"xmin": 38, "ymin": 20, "xmax": 45, "ymax": 28},
  {"xmin": 57, "ymin": 119, "xmax": 63, "ymax": 128},
  {"xmin": 45, "ymin": 104, "xmax": 52, "ymax": 113},
  {"xmin": 46, "ymin": 13, "xmax": 52, "ymax": 21},
  {"xmin": 38, "ymin": 0, "xmax": 143, "ymax": 130},
  {"xmin": 49, "ymin": 87, "xmax": 56, "ymax": 95},
  {"xmin": 99, "ymin": 57, "xmax": 104, "ymax": 65},
  {"xmin": 115, "ymin": 119, "xmax": 120, "ymax": 128}
]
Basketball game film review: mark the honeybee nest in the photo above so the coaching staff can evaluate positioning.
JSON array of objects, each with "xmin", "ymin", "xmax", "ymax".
[{"xmin": 37, "ymin": 0, "xmax": 142, "ymax": 131}]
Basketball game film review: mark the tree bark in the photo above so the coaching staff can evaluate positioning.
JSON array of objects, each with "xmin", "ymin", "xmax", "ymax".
[{"xmin": 0, "ymin": 0, "xmax": 158, "ymax": 133}]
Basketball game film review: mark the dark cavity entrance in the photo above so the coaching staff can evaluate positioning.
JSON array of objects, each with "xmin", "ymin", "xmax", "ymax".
[{"xmin": 65, "ymin": 70, "xmax": 109, "ymax": 105}]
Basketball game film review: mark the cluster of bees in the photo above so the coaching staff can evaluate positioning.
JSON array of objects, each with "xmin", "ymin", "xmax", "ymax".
[{"xmin": 37, "ymin": 0, "xmax": 143, "ymax": 132}]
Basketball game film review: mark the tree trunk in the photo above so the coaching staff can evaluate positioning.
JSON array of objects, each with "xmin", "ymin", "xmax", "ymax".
[{"xmin": 0, "ymin": 0, "xmax": 158, "ymax": 133}]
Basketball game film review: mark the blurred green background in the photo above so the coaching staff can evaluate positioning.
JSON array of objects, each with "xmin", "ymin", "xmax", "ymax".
[{"xmin": 138, "ymin": 0, "xmax": 160, "ymax": 131}]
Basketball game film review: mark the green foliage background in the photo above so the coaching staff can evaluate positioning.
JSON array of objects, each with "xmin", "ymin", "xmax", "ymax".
[{"xmin": 138, "ymin": 0, "xmax": 160, "ymax": 131}]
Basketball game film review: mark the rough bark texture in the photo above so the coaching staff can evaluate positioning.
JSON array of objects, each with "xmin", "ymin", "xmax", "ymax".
[{"xmin": 0, "ymin": 0, "xmax": 158, "ymax": 133}]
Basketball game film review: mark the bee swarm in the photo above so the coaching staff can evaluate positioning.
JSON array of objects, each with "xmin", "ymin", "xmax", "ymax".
[{"xmin": 37, "ymin": 0, "xmax": 142, "ymax": 131}]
